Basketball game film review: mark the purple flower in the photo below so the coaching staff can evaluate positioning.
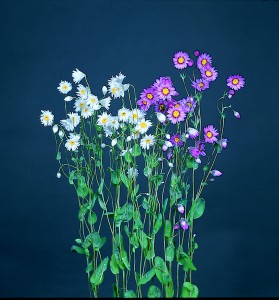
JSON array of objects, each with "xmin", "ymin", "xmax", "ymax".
[
  {"xmin": 188, "ymin": 141, "xmax": 206, "ymax": 158},
  {"xmin": 194, "ymin": 50, "xmax": 200, "ymax": 57},
  {"xmin": 180, "ymin": 218, "xmax": 189, "ymax": 231},
  {"xmin": 201, "ymin": 65, "xmax": 218, "ymax": 82},
  {"xmin": 167, "ymin": 106, "xmax": 186, "ymax": 124},
  {"xmin": 234, "ymin": 111, "xmax": 241, "ymax": 119},
  {"xmin": 137, "ymin": 88, "xmax": 157, "ymax": 111},
  {"xmin": 227, "ymin": 75, "xmax": 245, "ymax": 91},
  {"xmin": 219, "ymin": 138, "xmax": 228, "ymax": 149},
  {"xmin": 137, "ymin": 97, "xmax": 153, "ymax": 112},
  {"xmin": 152, "ymin": 76, "xmax": 178, "ymax": 101},
  {"xmin": 197, "ymin": 53, "xmax": 212, "ymax": 69},
  {"xmin": 211, "ymin": 170, "xmax": 222, "ymax": 177},
  {"xmin": 191, "ymin": 78, "xmax": 210, "ymax": 91},
  {"xmin": 177, "ymin": 204, "xmax": 185, "ymax": 214},
  {"xmin": 162, "ymin": 144, "xmax": 168, "ymax": 152},
  {"xmin": 181, "ymin": 96, "xmax": 196, "ymax": 113},
  {"xmin": 188, "ymin": 147, "xmax": 201, "ymax": 158},
  {"xmin": 196, "ymin": 141, "xmax": 206, "ymax": 156},
  {"xmin": 229, "ymin": 90, "xmax": 235, "ymax": 95},
  {"xmin": 167, "ymin": 151, "xmax": 173, "ymax": 160},
  {"xmin": 174, "ymin": 223, "xmax": 180, "ymax": 230},
  {"xmin": 188, "ymin": 59, "xmax": 194, "ymax": 67},
  {"xmin": 170, "ymin": 134, "xmax": 184, "ymax": 147},
  {"xmin": 154, "ymin": 99, "xmax": 168, "ymax": 113},
  {"xmin": 187, "ymin": 127, "xmax": 199, "ymax": 139},
  {"xmin": 173, "ymin": 51, "xmax": 190, "ymax": 69},
  {"xmin": 204, "ymin": 125, "xmax": 219, "ymax": 143}
]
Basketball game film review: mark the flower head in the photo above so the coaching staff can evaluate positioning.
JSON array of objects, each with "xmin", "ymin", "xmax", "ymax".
[
  {"xmin": 170, "ymin": 134, "xmax": 184, "ymax": 147},
  {"xmin": 201, "ymin": 65, "xmax": 218, "ymax": 82},
  {"xmin": 81, "ymin": 105, "xmax": 93, "ymax": 119},
  {"xmin": 167, "ymin": 106, "xmax": 186, "ymax": 124},
  {"xmin": 227, "ymin": 75, "xmax": 245, "ymax": 91},
  {"xmin": 191, "ymin": 78, "xmax": 210, "ymax": 91},
  {"xmin": 67, "ymin": 112, "xmax": 80, "ymax": 127},
  {"xmin": 177, "ymin": 204, "xmax": 185, "ymax": 214},
  {"xmin": 156, "ymin": 112, "xmax": 166, "ymax": 123},
  {"xmin": 204, "ymin": 125, "xmax": 219, "ymax": 143},
  {"xmin": 234, "ymin": 110, "xmax": 241, "ymax": 119},
  {"xmin": 74, "ymin": 98, "xmax": 87, "ymax": 112},
  {"xmin": 127, "ymin": 167, "xmax": 139, "ymax": 179},
  {"xmin": 137, "ymin": 97, "xmax": 153, "ymax": 112},
  {"xmin": 86, "ymin": 94, "xmax": 99, "ymax": 108},
  {"xmin": 135, "ymin": 119, "xmax": 152, "ymax": 134},
  {"xmin": 181, "ymin": 96, "xmax": 197, "ymax": 113},
  {"xmin": 187, "ymin": 127, "xmax": 199, "ymax": 139},
  {"xmin": 180, "ymin": 218, "xmax": 189, "ymax": 231},
  {"xmin": 76, "ymin": 84, "xmax": 88, "ymax": 99},
  {"xmin": 72, "ymin": 68, "xmax": 85, "ymax": 84},
  {"xmin": 40, "ymin": 110, "xmax": 54, "ymax": 126},
  {"xmin": 197, "ymin": 53, "xmax": 212, "ymax": 69},
  {"xmin": 140, "ymin": 134, "xmax": 155, "ymax": 150},
  {"xmin": 118, "ymin": 107, "xmax": 131, "ymax": 122},
  {"xmin": 99, "ymin": 97, "xmax": 112, "ymax": 110},
  {"xmin": 219, "ymin": 138, "xmax": 228, "ymax": 149},
  {"xmin": 211, "ymin": 170, "xmax": 222, "ymax": 177},
  {"xmin": 97, "ymin": 112, "xmax": 111, "ymax": 127},
  {"xmin": 129, "ymin": 108, "xmax": 145, "ymax": 124},
  {"xmin": 138, "ymin": 88, "xmax": 157, "ymax": 110},
  {"xmin": 154, "ymin": 100, "xmax": 169, "ymax": 114},
  {"xmin": 173, "ymin": 51, "xmax": 190, "ymax": 69},
  {"xmin": 152, "ymin": 76, "xmax": 178, "ymax": 101},
  {"xmin": 188, "ymin": 140, "xmax": 206, "ymax": 158},
  {"xmin": 108, "ymin": 72, "xmax": 130, "ymax": 99},
  {"xmin": 57, "ymin": 81, "xmax": 72, "ymax": 94},
  {"xmin": 65, "ymin": 133, "xmax": 80, "ymax": 151}
]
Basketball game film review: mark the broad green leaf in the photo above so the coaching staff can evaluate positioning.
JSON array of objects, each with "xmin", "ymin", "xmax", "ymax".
[
  {"xmin": 137, "ymin": 267, "xmax": 155, "ymax": 286},
  {"xmin": 189, "ymin": 198, "xmax": 205, "ymax": 220},
  {"xmin": 120, "ymin": 249, "xmax": 130, "ymax": 270},
  {"xmin": 111, "ymin": 170, "xmax": 121, "ymax": 185},
  {"xmin": 90, "ymin": 257, "xmax": 109, "ymax": 286},
  {"xmin": 186, "ymin": 155, "xmax": 198, "ymax": 170},
  {"xmin": 154, "ymin": 256, "xmax": 171, "ymax": 285},
  {"xmin": 124, "ymin": 151, "xmax": 133, "ymax": 163},
  {"xmin": 178, "ymin": 250, "xmax": 197, "ymax": 272},
  {"xmin": 138, "ymin": 230, "xmax": 148, "ymax": 249},
  {"xmin": 152, "ymin": 213, "xmax": 162, "ymax": 235},
  {"xmin": 181, "ymin": 282, "xmax": 199, "ymax": 298},
  {"xmin": 131, "ymin": 144, "xmax": 141, "ymax": 157},
  {"xmin": 78, "ymin": 204, "xmax": 88, "ymax": 221},
  {"xmin": 150, "ymin": 175, "xmax": 163, "ymax": 188},
  {"xmin": 164, "ymin": 220, "xmax": 172, "ymax": 238},
  {"xmin": 87, "ymin": 232, "xmax": 106, "ymax": 251},
  {"xmin": 98, "ymin": 178, "xmax": 104, "ymax": 195},
  {"xmin": 88, "ymin": 212, "xmax": 97, "ymax": 225},
  {"xmin": 142, "ymin": 198, "xmax": 150, "ymax": 210},
  {"xmin": 124, "ymin": 290, "xmax": 137, "ymax": 298},
  {"xmin": 98, "ymin": 197, "xmax": 107, "ymax": 210},
  {"xmin": 143, "ymin": 166, "xmax": 152, "ymax": 177},
  {"xmin": 166, "ymin": 245, "xmax": 175, "ymax": 262},
  {"xmin": 148, "ymin": 285, "xmax": 161, "ymax": 298},
  {"xmin": 165, "ymin": 280, "xmax": 174, "ymax": 298},
  {"xmin": 110, "ymin": 254, "xmax": 119, "ymax": 275},
  {"xmin": 77, "ymin": 185, "xmax": 89, "ymax": 199},
  {"xmin": 71, "ymin": 245, "xmax": 85, "ymax": 255},
  {"xmin": 120, "ymin": 173, "xmax": 130, "ymax": 189},
  {"xmin": 69, "ymin": 170, "xmax": 76, "ymax": 185}
]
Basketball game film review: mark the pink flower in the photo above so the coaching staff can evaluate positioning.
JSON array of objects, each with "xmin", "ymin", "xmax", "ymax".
[
  {"xmin": 204, "ymin": 125, "xmax": 219, "ymax": 143},
  {"xmin": 177, "ymin": 204, "xmax": 185, "ymax": 214},
  {"xmin": 211, "ymin": 170, "xmax": 222, "ymax": 176}
]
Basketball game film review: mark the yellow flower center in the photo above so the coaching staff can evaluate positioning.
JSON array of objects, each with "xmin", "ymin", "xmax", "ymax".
[
  {"xmin": 147, "ymin": 93, "xmax": 153, "ymax": 99},
  {"xmin": 162, "ymin": 88, "xmax": 170, "ymax": 95},
  {"xmin": 198, "ymin": 82, "xmax": 204, "ymax": 87},
  {"xmin": 174, "ymin": 103, "xmax": 180, "ymax": 108},
  {"xmin": 72, "ymin": 117, "xmax": 76, "ymax": 123},
  {"xmin": 187, "ymin": 102, "xmax": 192, "ymax": 107},
  {"xmin": 172, "ymin": 110, "xmax": 180, "ymax": 118},
  {"xmin": 80, "ymin": 102, "xmax": 85, "ymax": 108},
  {"xmin": 70, "ymin": 141, "xmax": 76, "ymax": 146},
  {"xmin": 232, "ymin": 78, "xmax": 239, "ymax": 85},
  {"xmin": 102, "ymin": 118, "xmax": 107, "ymax": 124},
  {"xmin": 90, "ymin": 98, "xmax": 95, "ymax": 103},
  {"xmin": 178, "ymin": 56, "xmax": 185, "ymax": 64},
  {"xmin": 140, "ymin": 123, "xmax": 147, "ymax": 128},
  {"xmin": 81, "ymin": 89, "xmax": 85, "ymax": 95},
  {"xmin": 121, "ymin": 112, "xmax": 126, "ymax": 116},
  {"xmin": 146, "ymin": 139, "xmax": 151, "ymax": 144},
  {"xmin": 205, "ymin": 70, "xmax": 212, "ymax": 77},
  {"xmin": 44, "ymin": 115, "xmax": 49, "ymax": 121},
  {"xmin": 201, "ymin": 58, "xmax": 207, "ymax": 65},
  {"xmin": 159, "ymin": 105, "xmax": 164, "ymax": 111},
  {"xmin": 174, "ymin": 137, "xmax": 180, "ymax": 142},
  {"xmin": 112, "ymin": 88, "xmax": 116, "ymax": 94},
  {"xmin": 84, "ymin": 108, "xmax": 88, "ymax": 112},
  {"xmin": 206, "ymin": 132, "xmax": 213, "ymax": 138},
  {"xmin": 143, "ymin": 100, "xmax": 147, "ymax": 105},
  {"xmin": 132, "ymin": 113, "xmax": 138, "ymax": 119},
  {"xmin": 62, "ymin": 85, "xmax": 68, "ymax": 90}
]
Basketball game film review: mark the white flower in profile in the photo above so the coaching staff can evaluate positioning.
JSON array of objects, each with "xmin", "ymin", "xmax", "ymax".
[
  {"xmin": 65, "ymin": 133, "xmax": 80, "ymax": 151},
  {"xmin": 164, "ymin": 141, "xmax": 172, "ymax": 148},
  {"xmin": 52, "ymin": 125, "xmax": 58, "ymax": 133},
  {"xmin": 76, "ymin": 84, "xmax": 88, "ymax": 99},
  {"xmin": 120, "ymin": 148, "xmax": 132, "ymax": 156},
  {"xmin": 131, "ymin": 129, "xmax": 140, "ymax": 139},
  {"xmin": 111, "ymin": 138, "xmax": 117, "ymax": 146},
  {"xmin": 99, "ymin": 97, "xmax": 112, "ymax": 110},
  {"xmin": 81, "ymin": 105, "xmax": 93, "ymax": 119},
  {"xmin": 118, "ymin": 107, "xmax": 131, "ymax": 122},
  {"xmin": 126, "ymin": 136, "xmax": 132, "ymax": 142},
  {"xmin": 60, "ymin": 119, "xmax": 74, "ymax": 131},
  {"xmin": 135, "ymin": 119, "xmax": 152, "ymax": 134},
  {"xmin": 97, "ymin": 112, "xmax": 111, "ymax": 127},
  {"xmin": 102, "ymin": 86, "xmax": 108, "ymax": 96},
  {"xmin": 64, "ymin": 96, "xmax": 74, "ymax": 102},
  {"xmin": 67, "ymin": 112, "xmax": 80, "ymax": 127},
  {"xmin": 108, "ymin": 72, "xmax": 130, "ymax": 99},
  {"xmin": 165, "ymin": 133, "xmax": 170, "ymax": 140},
  {"xmin": 127, "ymin": 167, "xmax": 139, "ymax": 179},
  {"xmin": 109, "ymin": 116, "xmax": 120, "ymax": 130},
  {"xmin": 103, "ymin": 126, "xmax": 113, "ymax": 137},
  {"xmin": 129, "ymin": 108, "xmax": 145, "ymax": 124},
  {"xmin": 156, "ymin": 112, "xmax": 166, "ymax": 123},
  {"xmin": 74, "ymin": 98, "xmax": 87, "ymax": 112},
  {"xmin": 140, "ymin": 134, "xmax": 155, "ymax": 150},
  {"xmin": 40, "ymin": 110, "xmax": 54, "ymax": 126},
  {"xmin": 87, "ymin": 94, "xmax": 99, "ymax": 107},
  {"xmin": 72, "ymin": 68, "xmax": 85, "ymax": 84},
  {"xmin": 57, "ymin": 81, "xmax": 72, "ymax": 94}
]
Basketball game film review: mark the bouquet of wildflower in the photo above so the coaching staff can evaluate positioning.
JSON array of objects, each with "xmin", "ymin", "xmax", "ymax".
[{"xmin": 40, "ymin": 50, "xmax": 244, "ymax": 298}]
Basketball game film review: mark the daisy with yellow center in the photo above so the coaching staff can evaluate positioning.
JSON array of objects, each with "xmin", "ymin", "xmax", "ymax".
[
  {"xmin": 140, "ymin": 134, "xmax": 155, "ymax": 150},
  {"xmin": 65, "ymin": 133, "xmax": 80, "ymax": 151},
  {"xmin": 57, "ymin": 81, "xmax": 72, "ymax": 94},
  {"xmin": 40, "ymin": 110, "xmax": 54, "ymax": 126},
  {"xmin": 76, "ymin": 84, "xmax": 88, "ymax": 99},
  {"xmin": 135, "ymin": 119, "xmax": 152, "ymax": 134},
  {"xmin": 97, "ymin": 112, "xmax": 111, "ymax": 127},
  {"xmin": 118, "ymin": 107, "xmax": 131, "ymax": 122},
  {"xmin": 147, "ymin": 93, "xmax": 153, "ymax": 100},
  {"xmin": 162, "ymin": 88, "xmax": 170, "ymax": 95}
]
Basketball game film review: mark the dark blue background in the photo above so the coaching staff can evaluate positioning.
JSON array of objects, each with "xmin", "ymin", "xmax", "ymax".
[{"xmin": 1, "ymin": 0, "xmax": 279, "ymax": 297}]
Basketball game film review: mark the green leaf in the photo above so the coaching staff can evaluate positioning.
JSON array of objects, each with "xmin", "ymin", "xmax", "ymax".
[
  {"xmin": 78, "ymin": 204, "xmax": 88, "ymax": 221},
  {"xmin": 166, "ymin": 245, "xmax": 175, "ymax": 262},
  {"xmin": 124, "ymin": 151, "xmax": 133, "ymax": 163},
  {"xmin": 178, "ymin": 251, "xmax": 197, "ymax": 272},
  {"xmin": 88, "ymin": 212, "xmax": 97, "ymax": 225},
  {"xmin": 154, "ymin": 256, "xmax": 171, "ymax": 285},
  {"xmin": 150, "ymin": 175, "xmax": 163, "ymax": 188},
  {"xmin": 124, "ymin": 290, "xmax": 137, "ymax": 298},
  {"xmin": 120, "ymin": 173, "xmax": 130, "ymax": 189},
  {"xmin": 98, "ymin": 197, "xmax": 107, "ymax": 210},
  {"xmin": 143, "ymin": 166, "xmax": 152, "ymax": 177},
  {"xmin": 56, "ymin": 151, "xmax": 61, "ymax": 161},
  {"xmin": 186, "ymin": 155, "xmax": 199, "ymax": 170},
  {"xmin": 120, "ymin": 249, "xmax": 130, "ymax": 270},
  {"xmin": 98, "ymin": 178, "xmax": 104, "ymax": 195},
  {"xmin": 142, "ymin": 198, "xmax": 150, "ymax": 210},
  {"xmin": 86, "ymin": 261, "xmax": 93, "ymax": 273},
  {"xmin": 138, "ymin": 230, "xmax": 148, "ymax": 249},
  {"xmin": 87, "ymin": 232, "xmax": 106, "ymax": 251},
  {"xmin": 110, "ymin": 254, "xmax": 119, "ymax": 275},
  {"xmin": 114, "ymin": 203, "xmax": 133, "ymax": 227},
  {"xmin": 131, "ymin": 144, "xmax": 141, "ymax": 157},
  {"xmin": 163, "ymin": 198, "xmax": 168, "ymax": 214},
  {"xmin": 152, "ymin": 213, "xmax": 162, "ymax": 235},
  {"xmin": 181, "ymin": 282, "xmax": 199, "ymax": 298},
  {"xmin": 189, "ymin": 198, "xmax": 205, "ymax": 220},
  {"xmin": 164, "ymin": 220, "xmax": 172, "ymax": 238},
  {"xmin": 148, "ymin": 285, "xmax": 161, "ymax": 298},
  {"xmin": 90, "ymin": 257, "xmax": 109, "ymax": 287},
  {"xmin": 165, "ymin": 280, "xmax": 174, "ymax": 298},
  {"xmin": 203, "ymin": 165, "xmax": 209, "ymax": 172},
  {"xmin": 111, "ymin": 170, "xmax": 121, "ymax": 185},
  {"xmin": 69, "ymin": 170, "xmax": 76, "ymax": 185},
  {"xmin": 77, "ymin": 176, "xmax": 89, "ymax": 199},
  {"xmin": 71, "ymin": 245, "xmax": 85, "ymax": 255},
  {"xmin": 75, "ymin": 238, "xmax": 82, "ymax": 244},
  {"xmin": 137, "ymin": 267, "xmax": 156, "ymax": 286}
]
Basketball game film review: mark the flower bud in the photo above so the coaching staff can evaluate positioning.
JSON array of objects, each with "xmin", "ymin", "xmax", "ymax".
[
  {"xmin": 180, "ymin": 218, "xmax": 189, "ymax": 231},
  {"xmin": 111, "ymin": 139, "xmax": 117, "ymax": 146},
  {"xmin": 211, "ymin": 170, "xmax": 222, "ymax": 177},
  {"xmin": 234, "ymin": 111, "xmax": 241, "ymax": 119},
  {"xmin": 185, "ymin": 133, "xmax": 189, "ymax": 139},
  {"xmin": 177, "ymin": 204, "xmax": 185, "ymax": 214},
  {"xmin": 58, "ymin": 130, "xmax": 64, "ymax": 138},
  {"xmin": 165, "ymin": 133, "xmax": 170, "ymax": 140},
  {"xmin": 188, "ymin": 59, "xmax": 194, "ymax": 67},
  {"xmin": 167, "ymin": 152, "xmax": 173, "ymax": 160},
  {"xmin": 165, "ymin": 141, "xmax": 172, "ymax": 148},
  {"xmin": 52, "ymin": 125, "xmax": 58, "ymax": 133},
  {"xmin": 56, "ymin": 172, "xmax": 61, "ymax": 178},
  {"xmin": 174, "ymin": 223, "xmax": 180, "ymax": 230},
  {"xmin": 126, "ymin": 136, "xmax": 132, "ymax": 142},
  {"xmin": 101, "ymin": 143, "xmax": 106, "ymax": 148},
  {"xmin": 102, "ymin": 86, "xmax": 108, "ymax": 96},
  {"xmin": 168, "ymin": 162, "xmax": 174, "ymax": 168},
  {"xmin": 195, "ymin": 158, "xmax": 201, "ymax": 164},
  {"xmin": 156, "ymin": 112, "xmax": 166, "ymax": 123},
  {"xmin": 162, "ymin": 144, "xmax": 168, "ymax": 152},
  {"xmin": 64, "ymin": 96, "xmax": 74, "ymax": 102},
  {"xmin": 194, "ymin": 50, "xmax": 200, "ymax": 57}
]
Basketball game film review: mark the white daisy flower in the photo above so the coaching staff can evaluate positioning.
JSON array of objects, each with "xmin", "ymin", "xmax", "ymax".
[
  {"xmin": 118, "ymin": 107, "xmax": 131, "ymax": 122},
  {"xmin": 60, "ymin": 119, "xmax": 74, "ymax": 131},
  {"xmin": 64, "ymin": 96, "xmax": 74, "ymax": 102},
  {"xmin": 57, "ymin": 81, "xmax": 72, "ymax": 94},
  {"xmin": 81, "ymin": 105, "xmax": 93, "ymax": 119},
  {"xmin": 103, "ymin": 126, "xmax": 113, "ymax": 137},
  {"xmin": 109, "ymin": 116, "xmax": 120, "ymax": 130},
  {"xmin": 129, "ymin": 109, "xmax": 145, "ymax": 124},
  {"xmin": 65, "ymin": 133, "xmax": 80, "ymax": 151},
  {"xmin": 131, "ymin": 129, "xmax": 140, "ymax": 139},
  {"xmin": 140, "ymin": 134, "xmax": 155, "ymax": 150},
  {"xmin": 87, "ymin": 94, "xmax": 99, "ymax": 107},
  {"xmin": 67, "ymin": 112, "xmax": 80, "ymax": 127},
  {"xmin": 97, "ymin": 112, "xmax": 111, "ymax": 127},
  {"xmin": 74, "ymin": 98, "xmax": 87, "ymax": 112},
  {"xmin": 40, "ymin": 110, "xmax": 54, "ymax": 126},
  {"xmin": 102, "ymin": 86, "xmax": 108, "ymax": 95},
  {"xmin": 127, "ymin": 167, "xmax": 139, "ymax": 179},
  {"xmin": 135, "ymin": 119, "xmax": 152, "ymax": 134},
  {"xmin": 76, "ymin": 84, "xmax": 88, "ymax": 99},
  {"xmin": 108, "ymin": 72, "xmax": 130, "ymax": 99},
  {"xmin": 72, "ymin": 68, "xmax": 85, "ymax": 84},
  {"xmin": 52, "ymin": 125, "xmax": 58, "ymax": 133},
  {"xmin": 99, "ymin": 97, "xmax": 112, "ymax": 110}
]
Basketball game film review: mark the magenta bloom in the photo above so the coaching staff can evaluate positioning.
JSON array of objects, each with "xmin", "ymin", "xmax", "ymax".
[
  {"xmin": 173, "ymin": 51, "xmax": 190, "ymax": 69},
  {"xmin": 211, "ymin": 170, "xmax": 222, "ymax": 177},
  {"xmin": 201, "ymin": 65, "xmax": 218, "ymax": 82},
  {"xmin": 170, "ymin": 134, "xmax": 184, "ymax": 147},
  {"xmin": 234, "ymin": 111, "xmax": 241, "ymax": 119},
  {"xmin": 219, "ymin": 138, "xmax": 228, "ymax": 149},
  {"xmin": 192, "ymin": 78, "xmax": 210, "ymax": 91},
  {"xmin": 194, "ymin": 50, "xmax": 200, "ymax": 57},
  {"xmin": 204, "ymin": 125, "xmax": 219, "ymax": 143},
  {"xmin": 188, "ymin": 140, "xmax": 206, "ymax": 158},
  {"xmin": 153, "ymin": 76, "xmax": 178, "ymax": 101},
  {"xmin": 154, "ymin": 99, "xmax": 168, "ymax": 113},
  {"xmin": 167, "ymin": 106, "xmax": 186, "ymax": 124},
  {"xmin": 167, "ymin": 151, "xmax": 173, "ymax": 160},
  {"xmin": 227, "ymin": 75, "xmax": 245, "ymax": 91},
  {"xmin": 181, "ymin": 96, "xmax": 196, "ymax": 113},
  {"xmin": 177, "ymin": 204, "xmax": 185, "ymax": 214},
  {"xmin": 138, "ymin": 87, "xmax": 157, "ymax": 109},
  {"xmin": 188, "ymin": 59, "xmax": 194, "ymax": 67},
  {"xmin": 197, "ymin": 53, "xmax": 212, "ymax": 69},
  {"xmin": 180, "ymin": 218, "xmax": 189, "ymax": 231},
  {"xmin": 174, "ymin": 223, "xmax": 180, "ymax": 230},
  {"xmin": 187, "ymin": 127, "xmax": 199, "ymax": 139},
  {"xmin": 137, "ymin": 96, "xmax": 153, "ymax": 111}
]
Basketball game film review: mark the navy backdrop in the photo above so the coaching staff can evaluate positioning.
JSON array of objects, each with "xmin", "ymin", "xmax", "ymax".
[{"xmin": 1, "ymin": 0, "xmax": 279, "ymax": 297}]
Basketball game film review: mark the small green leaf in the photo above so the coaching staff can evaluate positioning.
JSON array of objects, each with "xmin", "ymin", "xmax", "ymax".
[
  {"xmin": 189, "ymin": 198, "xmax": 205, "ymax": 220},
  {"xmin": 56, "ymin": 151, "xmax": 61, "ymax": 161},
  {"xmin": 124, "ymin": 151, "xmax": 133, "ymax": 163},
  {"xmin": 120, "ymin": 173, "xmax": 130, "ymax": 189},
  {"xmin": 181, "ymin": 282, "xmax": 199, "ymax": 298},
  {"xmin": 163, "ymin": 198, "xmax": 168, "ymax": 214},
  {"xmin": 75, "ymin": 238, "xmax": 82, "ymax": 244},
  {"xmin": 138, "ymin": 230, "xmax": 148, "ymax": 249},
  {"xmin": 143, "ymin": 166, "xmax": 152, "ymax": 177},
  {"xmin": 137, "ymin": 267, "xmax": 156, "ymax": 285},
  {"xmin": 69, "ymin": 170, "xmax": 76, "ymax": 185},
  {"xmin": 164, "ymin": 220, "xmax": 172, "ymax": 238},
  {"xmin": 90, "ymin": 257, "xmax": 109, "ymax": 287},
  {"xmin": 152, "ymin": 213, "xmax": 162, "ymax": 235},
  {"xmin": 110, "ymin": 254, "xmax": 119, "ymax": 275},
  {"xmin": 154, "ymin": 256, "xmax": 171, "ymax": 285},
  {"xmin": 166, "ymin": 245, "xmax": 175, "ymax": 262},
  {"xmin": 88, "ymin": 212, "xmax": 97, "ymax": 225},
  {"xmin": 120, "ymin": 249, "xmax": 130, "ymax": 270},
  {"xmin": 98, "ymin": 178, "xmax": 104, "ymax": 195},
  {"xmin": 86, "ymin": 261, "xmax": 93, "ymax": 273},
  {"xmin": 98, "ymin": 197, "xmax": 107, "ymax": 210},
  {"xmin": 71, "ymin": 245, "xmax": 85, "ymax": 255},
  {"xmin": 186, "ymin": 155, "xmax": 199, "ymax": 170},
  {"xmin": 124, "ymin": 290, "xmax": 137, "ymax": 298},
  {"xmin": 148, "ymin": 285, "xmax": 161, "ymax": 298},
  {"xmin": 131, "ymin": 144, "xmax": 141, "ymax": 157},
  {"xmin": 165, "ymin": 280, "xmax": 174, "ymax": 298},
  {"xmin": 111, "ymin": 170, "xmax": 121, "ymax": 185}
]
